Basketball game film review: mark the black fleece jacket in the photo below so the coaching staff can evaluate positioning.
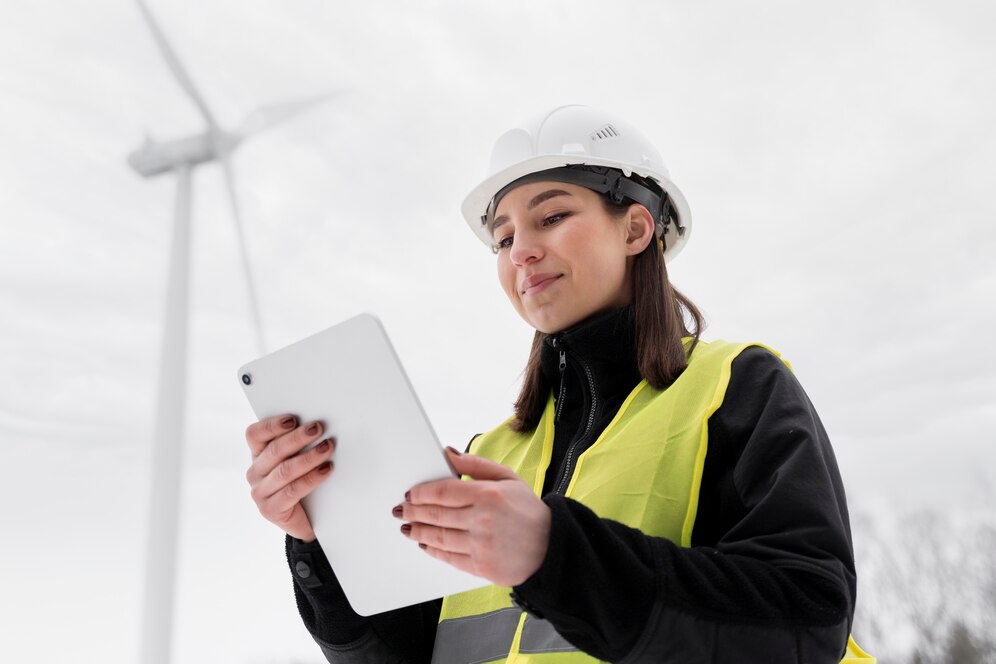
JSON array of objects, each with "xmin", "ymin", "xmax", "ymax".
[{"xmin": 285, "ymin": 307, "xmax": 857, "ymax": 663}]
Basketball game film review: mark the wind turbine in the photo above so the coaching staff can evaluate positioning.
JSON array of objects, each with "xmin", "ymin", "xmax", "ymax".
[{"xmin": 127, "ymin": 2, "xmax": 340, "ymax": 662}]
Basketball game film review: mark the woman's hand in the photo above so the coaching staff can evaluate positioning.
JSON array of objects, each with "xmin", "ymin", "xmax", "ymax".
[
  {"xmin": 244, "ymin": 414, "xmax": 335, "ymax": 542},
  {"xmin": 395, "ymin": 448, "xmax": 551, "ymax": 587}
]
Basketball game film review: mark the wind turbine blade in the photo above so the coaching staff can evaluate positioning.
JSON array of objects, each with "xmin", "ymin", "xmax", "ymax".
[
  {"xmin": 219, "ymin": 155, "xmax": 267, "ymax": 357},
  {"xmin": 134, "ymin": 0, "xmax": 219, "ymax": 130},
  {"xmin": 236, "ymin": 92, "xmax": 345, "ymax": 140}
]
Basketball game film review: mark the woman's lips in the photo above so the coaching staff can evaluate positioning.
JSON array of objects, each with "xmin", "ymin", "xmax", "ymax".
[{"xmin": 520, "ymin": 273, "xmax": 562, "ymax": 296}]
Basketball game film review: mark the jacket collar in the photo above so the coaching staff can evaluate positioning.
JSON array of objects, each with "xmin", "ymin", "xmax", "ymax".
[{"xmin": 540, "ymin": 306, "xmax": 642, "ymax": 410}]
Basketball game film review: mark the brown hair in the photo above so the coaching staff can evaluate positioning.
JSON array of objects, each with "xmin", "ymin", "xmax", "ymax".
[{"xmin": 508, "ymin": 195, "xmax": 704, "ymax": 432}]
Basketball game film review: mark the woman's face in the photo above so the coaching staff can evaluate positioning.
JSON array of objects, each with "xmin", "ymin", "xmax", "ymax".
[{"xmin": 492, "ymin": 181, "xmax": 648, "ymax": 334}]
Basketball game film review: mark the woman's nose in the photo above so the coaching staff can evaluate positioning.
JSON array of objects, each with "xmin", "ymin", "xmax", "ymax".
[{"xmin": 509, "ymin": 229, "xmax": 543, "ymax": 265}]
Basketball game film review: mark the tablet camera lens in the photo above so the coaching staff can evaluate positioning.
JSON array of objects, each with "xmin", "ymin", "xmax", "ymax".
[{"xmin": 241, "ymin": 373, "xmax": 252, "ymax": 386}]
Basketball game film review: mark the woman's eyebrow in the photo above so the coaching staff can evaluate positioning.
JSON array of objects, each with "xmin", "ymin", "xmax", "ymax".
[
  {"xmin": 493, "ymin": 189, "xmax": 572, "ymax": 229},
  {"xmin": 528, "ymin": 189, "xmax": 571, "ymax": 209}
]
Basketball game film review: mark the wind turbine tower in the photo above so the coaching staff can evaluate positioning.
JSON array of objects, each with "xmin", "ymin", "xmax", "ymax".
[{"xmin": 127, "ymin": 2, "xmax": 340, "ymax": 662}]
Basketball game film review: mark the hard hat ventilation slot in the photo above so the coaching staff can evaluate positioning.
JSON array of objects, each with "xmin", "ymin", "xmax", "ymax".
[{"xmin": 590, "ymin": 124, "xmax": 620, "ymax": 141}]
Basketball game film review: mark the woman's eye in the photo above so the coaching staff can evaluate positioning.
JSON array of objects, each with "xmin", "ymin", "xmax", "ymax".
[
  {"xmin": 543, "ymin": 213, "xmax": 567, "ymax": 225},
  {"xmin": 494, "ymin": 236, "xmax": 513, "ymax": 250}
]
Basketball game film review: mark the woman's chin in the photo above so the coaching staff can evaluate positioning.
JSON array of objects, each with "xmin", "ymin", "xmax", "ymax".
[{"xmin": 523, "ymin": 310, "xmax": 584, "ymax": 335}]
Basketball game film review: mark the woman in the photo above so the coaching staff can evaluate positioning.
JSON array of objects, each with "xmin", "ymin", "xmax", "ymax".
[{"xmin": 244, "ymin": 105, "xmax": 874, "ymax": 663}]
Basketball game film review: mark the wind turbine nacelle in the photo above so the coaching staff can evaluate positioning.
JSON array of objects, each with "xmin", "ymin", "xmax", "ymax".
[{"xmin": 128, "ymin": 132, "xmax": 229, "ymax": 177}]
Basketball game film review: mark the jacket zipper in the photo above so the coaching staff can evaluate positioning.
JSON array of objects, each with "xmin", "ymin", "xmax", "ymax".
[
  {"xmin": 552, "ymin": 346, "xmax": 598, "ymax": 496},
  {"xmin": 555, "ymin": 347, "xmax": 567, "ymax": 423}
]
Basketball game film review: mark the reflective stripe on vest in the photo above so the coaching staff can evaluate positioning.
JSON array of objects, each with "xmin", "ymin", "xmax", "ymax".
[
  {"xmin": 432, "ymin": 609, "xmax": 577, "ymax": 663},
  {"xmin": 432, "ymin": 340, "xmax": 874, "ymax": 663}
]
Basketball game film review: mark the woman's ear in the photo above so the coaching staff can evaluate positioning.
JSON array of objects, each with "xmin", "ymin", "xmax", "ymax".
[{"xmin": 624, "ymin": 204, "xmax": 656, "ymax": 256}]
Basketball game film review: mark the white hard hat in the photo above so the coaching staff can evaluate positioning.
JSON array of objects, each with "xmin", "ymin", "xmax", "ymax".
[{"xmin": 462, "ymin": 104, "xmax": 691, "ymax": 262}]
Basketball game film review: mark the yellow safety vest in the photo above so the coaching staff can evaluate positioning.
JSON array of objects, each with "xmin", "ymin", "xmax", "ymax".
[{"xmin": 432, "ymin": 340, "xmax": 874, "ymax": 664}]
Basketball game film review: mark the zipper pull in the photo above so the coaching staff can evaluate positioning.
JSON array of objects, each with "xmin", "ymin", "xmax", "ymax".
[{"xmin": 559, "ymin": 350, "xmax": 566, "ymax": 373}]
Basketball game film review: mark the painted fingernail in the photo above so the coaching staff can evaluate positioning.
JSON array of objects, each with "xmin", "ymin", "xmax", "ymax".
[
  {"xmin": 404, "ymin": 490, "xmax": 411, "ymax": 502},
  {"xmin": 305, "ymin": 422, "xmax": 320, "ymax": 436},
  {"xmin": 392, "ymin": 504, "xmax": 404, "ymax": 518},
  {"xmin": 400, "ymin": 523, "xmax": 412, "ymax": 536},
  {"xmin": 317, "ymin": 462, "xmax": 333, "ymax": 475},
  {"xmin": 418, "ymin": 543, "xmax": 427, "ymax": 550},
  {"xmin": 280, "ymin": 416, "xmax": 296, "ymax": 430},
  {"xmin": 317, "ymin": 439, "xmax": 331, "ymax": 453},
  {"xmin": 446, "ymin": 446, "xmax": 461, "ymax": 455}
]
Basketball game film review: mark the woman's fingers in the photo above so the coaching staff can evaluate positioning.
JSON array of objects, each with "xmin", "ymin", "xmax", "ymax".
[
  {"xmin": 405, "ymin": 451, "xmax": 521, "ymax": 508},
  {"xmin": 395, "ymin": 500, "xmax": 472, "ymax": 530},
  {"xmin": 251, "ymin": 437, "xmax": 336, "ymax": 501},
  {"xmin": 402, "ymin": 520, "xmax": 472, "ymax": 554},
  {"xmin": 407, "ymin": 477, "xmax": 479, "ymax": 508},
  {"xmin": 244, "ymin": 415, "xmax": 335, "ymax": 542},
  {"xmin": 398, "ymin": 452, "xmax": 551, "ymax": 586},
  {"xmin": 248, "ymin": 420, "xmax": 326, "ymax": 480},
  {"xmin": 446, "ymin": 449, "xmax": 520, "ymax": 482},
  {"xmin": 245, "ymin": 414, "xmax": 298, "ymax": 457},
  {"xmin": 256, "ymin": 461, "xmax": 334, "ymax": 537}
]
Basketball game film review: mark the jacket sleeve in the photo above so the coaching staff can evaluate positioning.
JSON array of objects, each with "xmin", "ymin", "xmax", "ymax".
[
  {"xmin": 285, "ymin": 535, "xmax": 441, "ymax": 663},
  {"xmin": 511, "ymin": 347, "xmax": 857, "ymax": 663}
]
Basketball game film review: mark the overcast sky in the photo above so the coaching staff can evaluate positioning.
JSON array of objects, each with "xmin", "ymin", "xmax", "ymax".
[{"xmin": 2, "ymin": 0, "xmax": 995, "ymax": 662}]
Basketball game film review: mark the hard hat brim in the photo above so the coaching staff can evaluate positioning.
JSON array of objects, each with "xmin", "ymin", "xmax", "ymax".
[{"xmin": 461, "ymin": 154, "xmax": 692, "ymax": 262}]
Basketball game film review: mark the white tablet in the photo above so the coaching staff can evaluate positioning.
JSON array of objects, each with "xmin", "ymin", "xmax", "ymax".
[{"xmin": 237, "ymin": 313, "xmax": 487, "ymax": 615}]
